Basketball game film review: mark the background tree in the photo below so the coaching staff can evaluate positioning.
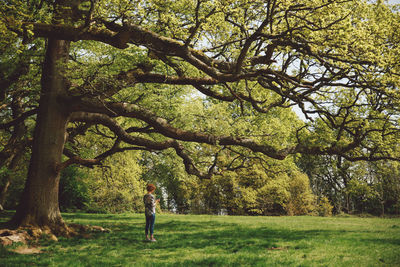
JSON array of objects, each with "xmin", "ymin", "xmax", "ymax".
[
  {"xmin": 297, "ymin": 153, "xmax": 400, "ymax": 215},
  {"xmin": 0, "ymin": 25, "xmax": 42, "ymax": 210},
  {"xmin": 86, "ymin": 152, "xmax": 145, "ymax": 213}
]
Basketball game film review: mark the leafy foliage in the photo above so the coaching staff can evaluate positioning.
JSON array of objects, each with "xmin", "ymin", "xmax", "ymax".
[
  {"xmin": 59, "ymin": 166, "xmax": 90, "ymax": 212},
  {"xmin": 85, "ymin": 152, "xmax": 146, "ymax": 213},
  {"xmin": 297, "ymin": 153, "xmax": 400, "ymax": 215}
]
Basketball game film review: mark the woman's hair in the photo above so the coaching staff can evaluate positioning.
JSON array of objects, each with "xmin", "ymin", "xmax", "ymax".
[{"xmin": 146, "ymin": 183, "xmax": 156, "ymax": 192}]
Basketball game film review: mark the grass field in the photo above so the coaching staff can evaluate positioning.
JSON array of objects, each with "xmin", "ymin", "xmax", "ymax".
[{"xmin": 1, "ymin": 211, "xmax": 400, "ymax": 266}]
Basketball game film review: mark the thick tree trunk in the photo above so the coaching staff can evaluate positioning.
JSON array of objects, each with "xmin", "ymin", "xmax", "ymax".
[{"xmin": 11, "ymin": 39, "xmax": 71, "ymax": 235}]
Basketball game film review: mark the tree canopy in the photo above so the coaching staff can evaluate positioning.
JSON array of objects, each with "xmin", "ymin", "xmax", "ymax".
[{"xmin": 0, "ymin": 0, "xmax": 399, "ymax": 233}]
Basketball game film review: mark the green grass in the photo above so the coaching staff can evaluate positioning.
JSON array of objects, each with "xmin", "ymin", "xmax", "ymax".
[{"xmin": 1, "ymin": 211, "xmax": 400, "ymax": 266}]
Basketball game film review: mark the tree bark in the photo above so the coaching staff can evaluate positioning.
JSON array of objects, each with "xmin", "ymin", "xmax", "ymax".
[{"xmin": 11, "ymin": 38, "xmax": 71, "ymax": 235}]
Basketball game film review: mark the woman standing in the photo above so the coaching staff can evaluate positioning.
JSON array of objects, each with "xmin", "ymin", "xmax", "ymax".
[{"xmin": 143, "ymin": 184, "xmax": 159, "ymax": 242}]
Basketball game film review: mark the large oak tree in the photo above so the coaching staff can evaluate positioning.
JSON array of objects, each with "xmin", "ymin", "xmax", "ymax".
[{"xmin": 1, "ymin": 0, "xmax": 399, "ymax": 234}]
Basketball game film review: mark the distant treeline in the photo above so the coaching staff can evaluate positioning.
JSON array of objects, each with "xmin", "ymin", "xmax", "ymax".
[{"xmin": 2, "ymin": 149, "xmax": 399, "ymax": 217}]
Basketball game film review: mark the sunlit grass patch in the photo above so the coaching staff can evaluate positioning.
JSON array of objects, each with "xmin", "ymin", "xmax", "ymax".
[{"xmin": 1, "ymin": 212, "xmax": 399, "ymax": 266}]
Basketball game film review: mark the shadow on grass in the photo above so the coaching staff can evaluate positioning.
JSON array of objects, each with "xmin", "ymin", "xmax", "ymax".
[
  {"xmin": 3, "ymin": 212, "xmax": 400, "ymax": 251},
  {"xmin": 62, "ymin": 212, "xmax": 132, "ymax": 221},
  {"xmin": 153, "ymin": 221, "xmax": 324, "ymax": 251},
  {"xmin": 57, "ymin": 217, "xmax": 395, "ymax": 254},
  {"xmin": 45, "ymin": 217, "xmax": 400, "ymax": 267},
  {"xmin": 1, "ymin": 212, "xmax": 400, "ymax": 266}
]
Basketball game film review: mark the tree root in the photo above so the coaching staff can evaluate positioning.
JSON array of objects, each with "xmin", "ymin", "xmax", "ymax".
[{"xmin": 0, "ymin": 223, "xmax": 110, "ymax": 247}]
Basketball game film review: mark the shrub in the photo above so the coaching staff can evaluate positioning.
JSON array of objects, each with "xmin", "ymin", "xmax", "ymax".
[
  {"xmin": 257, "ymin": 175, "xmax": 290, "ymax": 215},
  {"xmin": 317, "ymin": 197, "xmax": 333, "ymax": 216},
  {"xmin": 285, "ymin": 172, "xmax": 316, "ymax": 215}
]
